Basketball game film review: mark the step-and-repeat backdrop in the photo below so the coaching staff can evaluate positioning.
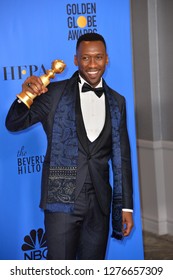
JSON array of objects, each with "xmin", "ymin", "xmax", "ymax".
[{"xmin": 0, "ymin": 0, "xmax": 144, "ymax": 260}]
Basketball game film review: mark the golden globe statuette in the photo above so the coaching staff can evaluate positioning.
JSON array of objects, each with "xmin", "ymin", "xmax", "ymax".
[{"xmin": 17, "ymin": 59, "xmax": 66, "ymax": 108}]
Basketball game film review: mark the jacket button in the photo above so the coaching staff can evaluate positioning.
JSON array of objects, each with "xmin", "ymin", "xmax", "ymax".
[{"xmin": 87, "ymin": 154, "xmax": 91, "ymax": 160}]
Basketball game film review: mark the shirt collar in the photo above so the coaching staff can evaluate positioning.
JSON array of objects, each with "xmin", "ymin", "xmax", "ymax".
[{"xmin": 78, "ymin": 74, "xmax": 103, "ymax": 88}]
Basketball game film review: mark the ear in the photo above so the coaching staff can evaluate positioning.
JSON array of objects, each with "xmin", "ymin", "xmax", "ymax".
[
  {"xmin": 74, "ymin": 55, "xmax": 78, "ymax": 66},
  {"xmin": 106, "ymin": 54, "xmax": 109, "ymax": 65}
]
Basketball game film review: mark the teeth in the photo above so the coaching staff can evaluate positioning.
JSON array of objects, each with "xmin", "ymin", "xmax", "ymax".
[{"xmin": 88, "ymin": 71, "xmax": 98, "ymax": 74}]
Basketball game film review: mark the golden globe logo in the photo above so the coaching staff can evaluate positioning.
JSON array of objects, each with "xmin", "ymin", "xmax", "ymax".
[
  {"xmin": 66, "ymin": 2, "xmax": 98, "ymax": 40},
  {"xmin": 77, "ymin": 16, "xmax": 87, "ymax": 28}
]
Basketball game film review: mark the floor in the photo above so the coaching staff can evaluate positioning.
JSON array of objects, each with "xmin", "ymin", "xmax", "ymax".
[{"xmin": 143, "ymin": 231, "xmax": 173, "ymax": 260}]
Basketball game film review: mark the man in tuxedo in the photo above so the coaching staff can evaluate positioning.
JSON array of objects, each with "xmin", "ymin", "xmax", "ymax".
[{"xmin": 6, "ymin": 33, "xmax": 133, "ymax": 260}]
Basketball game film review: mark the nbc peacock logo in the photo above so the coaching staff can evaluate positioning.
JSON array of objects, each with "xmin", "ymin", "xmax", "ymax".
[{"xmin": 22, "ymin": 228, "xmax": 48, "ymax": 260}]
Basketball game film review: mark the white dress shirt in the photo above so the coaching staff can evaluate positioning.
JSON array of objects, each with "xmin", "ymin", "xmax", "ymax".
[{"xmin": 79, "ymin": 75, "xmax": 105, "ymax": 142}]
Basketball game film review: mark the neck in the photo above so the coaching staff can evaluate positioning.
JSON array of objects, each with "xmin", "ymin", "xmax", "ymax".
[{"xmin": 78, "ymin": 74, "xmax": 102, "ymax": 88}]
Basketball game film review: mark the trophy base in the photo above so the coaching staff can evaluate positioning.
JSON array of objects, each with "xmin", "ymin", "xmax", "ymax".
[{"xmin": 16, "ymin": 91, "xmax": 37, "ymax": 109}]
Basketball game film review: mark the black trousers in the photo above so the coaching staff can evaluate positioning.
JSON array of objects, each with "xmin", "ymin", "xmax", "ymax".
[{"xmin": 44, "ymin": 183, "xmax": 110, "ymax": 260}]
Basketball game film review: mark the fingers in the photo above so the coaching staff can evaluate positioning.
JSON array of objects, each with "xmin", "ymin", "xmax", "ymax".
[
  {"xmin": 122, "ymin": 211, "xmax": 134, "ymax": 237},
  {"xmin": 22, "ymin": 76, "xmax": 48, "ymax": 96},
  {"xmin": 123, "ymin": 223, "xmax": 133, "ymax": 236}
]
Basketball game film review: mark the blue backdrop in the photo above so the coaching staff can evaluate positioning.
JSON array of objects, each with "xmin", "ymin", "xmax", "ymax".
[{"xmin": 0, "ymin": 0, "xmax": 144, "ymax": 260}]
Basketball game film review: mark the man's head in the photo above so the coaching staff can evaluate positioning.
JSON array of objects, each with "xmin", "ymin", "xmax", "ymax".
[{"xmin": 74, "ymin": 33, "xmax": 109, "ymax": 87}]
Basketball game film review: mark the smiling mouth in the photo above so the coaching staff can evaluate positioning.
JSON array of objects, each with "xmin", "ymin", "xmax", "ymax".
[{"xmin": 87, "ymin": 70, "xmax": 100, "ymax": 77}]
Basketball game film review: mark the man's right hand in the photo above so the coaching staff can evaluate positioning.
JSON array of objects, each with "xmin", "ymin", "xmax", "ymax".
[{"xmin": 22, "ymin": 76, "xmax": 48, "ymax": 96}]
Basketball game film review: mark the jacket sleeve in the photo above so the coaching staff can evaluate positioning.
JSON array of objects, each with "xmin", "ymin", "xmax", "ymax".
[
  {"xmin": 119, "ymin": 97, "xmax": 133, "ymax": 210},
  {"xmin": 5, "ymin": 88, "xmax": 52, "ymax": 132}
]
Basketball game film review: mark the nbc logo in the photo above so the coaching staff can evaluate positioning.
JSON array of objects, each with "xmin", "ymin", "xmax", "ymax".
[{"xmin": 22, "ymin": 228, "xmax": 48, "ymax": 260}]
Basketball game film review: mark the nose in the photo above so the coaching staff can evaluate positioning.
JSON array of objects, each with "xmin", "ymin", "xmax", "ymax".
[{"xmin": 89, "ymin": 57, "xmax": 97, "ymax": 67}]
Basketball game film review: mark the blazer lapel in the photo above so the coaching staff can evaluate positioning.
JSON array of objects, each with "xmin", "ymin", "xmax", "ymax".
[{"xmin": 75, "ymin": 86, "xmax": 90, "ymax": 155}]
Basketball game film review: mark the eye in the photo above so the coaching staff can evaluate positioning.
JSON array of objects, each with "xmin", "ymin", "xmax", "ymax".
[
  {"xmin": 96, "ymin": 55, "xmax": 103, "ymax": 61},
  {"xmin": 82, "ymin": 56, "xmax": 89, "ymax": 61}
]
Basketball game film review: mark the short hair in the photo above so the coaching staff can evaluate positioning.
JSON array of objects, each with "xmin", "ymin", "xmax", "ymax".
[{"xmin": 76, "ymin": 33, "xmax": 107, "ymax": 51}]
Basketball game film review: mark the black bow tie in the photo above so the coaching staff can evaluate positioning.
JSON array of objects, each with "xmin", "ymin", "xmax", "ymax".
[{"xmin": 82, "ymin": 82, "xmax": 104, "ymax": 98}]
